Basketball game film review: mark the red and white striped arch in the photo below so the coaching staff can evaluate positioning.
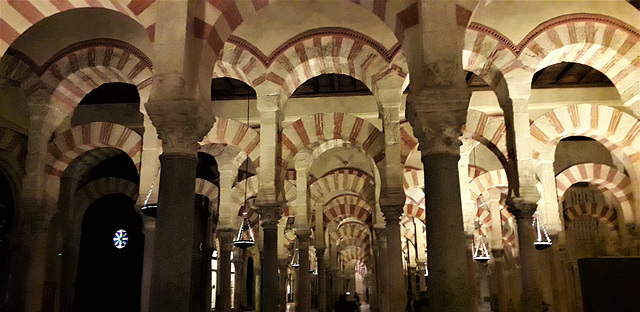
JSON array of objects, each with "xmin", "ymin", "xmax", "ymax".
[
  {"xmin": 281, "ymin": 113, "xmax": 384, "ymax": 169},
  {"xmin": 531, "ymin": 104, "xmax": 640, "ymax": 220},
  {"xmin": 75, "ymin": 177, "xmax": 139, "ymax": 219},
  {"xmin": 399, "ymin": 122, "xmax": 418, "ymax": 165},
  {"xmin": 331, "ymin": 222, "xmax": 370, "ymax": 251},
  {"xmin": 46, "ymin": 122, "xmax": 142, "ymax": 177},
  {"xmin": 195, "ymin": 0, "xmax": 417, "ymax": 56},
  {"xmin": 517, "ymin": 16, "xmax": 639, "ymax": 111},
  {"xmin": 402, "ymin": 170, "xmax": 425, "ymax": 221},
  {"xmin": 22, "ymin": 43, "xmax": 153, "ymax": 129},
  {"xmin": 462, "ymin": 28, "xmax": 516, "ymax": 90},
  {"xmin": 196, "ymin": 178, "xmax": 220, "ymax": 204},
  {"xmin": 259, "ymin": 34, "xmax": 406, "ymax": 99},
  {"xmin": 339, "ymin": 245, "xmax": 368, "ymax": 265},
  {"xmin": 564, "ymin": 203, "xmax": 619, "ymax": 232},
  {"xmin": 0, "ymin": 0, "xmax": 156, "ymax": 55},
  {"xmin": 463, "ymin": 109, "xmax": 508, "ymax": 161},
  {"xmin": 309, "ymin": 169, "xmax": 376, "ymax": 208},
  {"xmin": 322, "ymin": 194, "xmax": 373, "ymax": 227},
  {"xmin": 201, "ymin": 117, "xmax": 261, "ymax": 166},
  {"xmin": 229, "ymin": 175, "xmax": 260, "ymax": 226},
  {"xmin": 556, "ymin": 163, "xmax": 633, "ymax": 224},
  {"xmin": 469, "ymin": 169, "xmax": 509, "ymax": 204},
  {"xmin": 530, "ymin": 104, "xmax": 640, "ymax": 163}
]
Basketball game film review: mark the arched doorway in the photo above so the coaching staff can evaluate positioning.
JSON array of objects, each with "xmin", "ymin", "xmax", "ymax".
[{"xmin": 73, "ymin": 193, "xmax": 143, "ymax": 312}]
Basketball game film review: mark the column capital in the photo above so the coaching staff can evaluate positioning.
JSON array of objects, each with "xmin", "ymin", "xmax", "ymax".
[
  {"xmin": 256, "ymin": 201, "xmax": 283, "ymax": 228},
  {"xmin": 405, "ymin": 88, "xmax": 470, "ymax": 156},
  {"xmin": 145, "ymin": 101, "xmax": 214, "ymax": 156},
  {"xmin": 217, "ymin": 227, "xmax": 236, "ymax": 242},
  {"xmin": 506, "ymin": 197, "xmax": 538, "ymax": 220},
  {"xmin": 380, "ymin": 204, "xmax": 403, "ymax": 224},
  {"xmin": 315, "ymin": 246, "xmax": 326, "ymax": 255}
]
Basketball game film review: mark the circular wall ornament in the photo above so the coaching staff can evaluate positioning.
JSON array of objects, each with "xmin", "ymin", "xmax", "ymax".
[{"xmin": 113, "ymin": 229, "xmax": 128, "ymax": 249}]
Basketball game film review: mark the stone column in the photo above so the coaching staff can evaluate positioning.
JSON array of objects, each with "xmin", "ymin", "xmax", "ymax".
[
  {"xmin": 374, "ymin": 226, "xmax": 389, "ymax": 312},
  {"xmin": 233, "ymin": 250, "xmax": 245, "ymax": 310},
  {"xmin": 489, "ymin": 250, "xmax": 509, "ymax": 312},
  {"xmin": 146, "ymin": 101, "xmax": 214, "ymax": 312},
  {"xmin": 316, "ymin": 247, "xmax": 327, "ymax": 312},
  {"xmin": 296, "ymin": 229, "xmax": 312, "ymax": 312},
  {"xmin": 216, "ymin": 229, "xmax": 235, "ymax": 312},
  {"xmin": 140, "ymin": 216, "xmax": 156, "ymax": 312},
  {"xmin": 379, "ymin": 206, "xmax": 407, "ymax": 309},
  {"xmin": 257, "ymin": 203, "xmax": 283, "ymax": 312},
  {"xmin": 508, "ymin": 199, "xmax": 543, "ymax": 312},
  {"xmin": 8, "ymin": 100, "xmax": 59, "ymax": 312},
  {"xmin": 406, "ymin": 89, "xmax": 473, "ymax": 311},
  {"xmin": 278, "ymin": 259, "xmax": 289, "ymax": 312}
]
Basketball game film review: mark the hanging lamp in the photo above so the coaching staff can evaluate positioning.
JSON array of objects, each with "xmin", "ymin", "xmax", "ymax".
[
  {"xmin": 233, "ymin": 212, "xmax": 255, "ymax": 249},
  {"xmin": 473, "ymin": 235, "xmax": 491, "ymax": 263},
  {"xmin": 532, "ymin": 211, "xmax": 552, "ymax": 250},
  {"xmin": 290, "ymin": 247, "xmax": 300, "ymax": 268},
  {"xmin": 233, "ymin": 86, "xmax": 256, "ymax": 249}
]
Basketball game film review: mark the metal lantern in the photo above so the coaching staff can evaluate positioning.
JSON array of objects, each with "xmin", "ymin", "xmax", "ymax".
[
  {"xmin": 473, "ymin": 235, "xmax": 491, "ymax": 263},
  {"xmin": 290, "ymin": 248, "xmax": 300, "ymax": 268},
  {"xmin": 533, "ymin": 211, "xmax": 552, "ymax": 250},
  {"xmin": 233, "ymin": 212, "xmax": 255, "ymax": 249}
]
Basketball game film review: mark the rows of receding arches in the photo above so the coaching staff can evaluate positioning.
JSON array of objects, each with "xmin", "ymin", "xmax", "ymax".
[{"xmin": 0, "ymin": 1, "xmax": 637, "ymax": 311}]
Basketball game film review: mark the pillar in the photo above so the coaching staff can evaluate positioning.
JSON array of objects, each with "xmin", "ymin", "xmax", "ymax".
[
  {"xmin": 278, "ymin": 259, "xmax": 289, "ymax": 312},
  {"xmin": 406, "ymin": 89, "xmax": 474, "ymax": 311},
  {"xmin": 146, "ymin": 101, "xmax": 214, "ymax": 312},
  {"xmin": 8, "ymin": 98, "xmax": 58, "ymax": 312},
  {"xmin": 295, "ymin": 229, "xmax": 311, "ymax": 312},
  {"xmin": 489, "ymin": 250, "xmax": 509, "ymax": 312},
  {"xmin": 374, "ymin": 226, "xmax": 389, "ymax": 312},
  {"xmin": 508, "ymin": 199, "xmax": 543, "ymax": 312},
  {"xmin": 216, "ymin": 229, "xmax": 235, "ymax": 312},
  {"xmin": 316, "ymin": 247, "xmax": 327, "ymax": 312},
  {"xmin": 234, "ymin": 250, "xmax": 246, "ymax": 310},
  {"xmin": 140, "ymin": 216, "xmax": 156, "ymax": 312},
  {"xmin": 257, "ymin": 203, "xmax": 283, "ymax": 312}
]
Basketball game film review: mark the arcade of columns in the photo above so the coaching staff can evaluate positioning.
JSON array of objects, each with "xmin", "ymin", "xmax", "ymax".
[{"xmin": 0, "ymin": 1, "xmax": 638, "ymax": 312}]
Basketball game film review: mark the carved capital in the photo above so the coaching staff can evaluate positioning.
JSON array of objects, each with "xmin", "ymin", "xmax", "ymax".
[
  {"xmin": 145, "ymin": 101, "xmax": 214, "ymax": 156},
  {"xmin": 380, "ymin": 204, "xmax": 403, "ymax": 224},
  {"xmin": 406, "ymin": 88, "xmax": 470, "ymax": 156},
  {"xmin": 506, "ymin": 197, "xmax": 538, "ymax": 220},
  {"xmin": 256, "ymin": 201, "xmax": 283, "ymax": 229}
]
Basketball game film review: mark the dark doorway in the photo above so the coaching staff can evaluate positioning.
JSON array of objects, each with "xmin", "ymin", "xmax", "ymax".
[
  {"xmin": 73, "ymin": 194, "xmax": 143, "ymax": 312},
  {"xmin": 0, "ymin": 170, "xmax": 14, "ymax": 311}
]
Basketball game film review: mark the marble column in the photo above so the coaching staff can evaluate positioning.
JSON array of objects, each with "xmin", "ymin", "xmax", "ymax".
[
  {"xmin": 216, "ymin": 229, "xmax": 235, "ymax": 312},
  {"xmin": 508, "ymin": 199, "xmax": 543, "ymax": 312},
  {"xmin": 316, "ymin": 247, "xmax": 327, "ymax": 312},
  {"xmin": 405, "ymin": 86, "xmax": 474, "ymax": 311},
  {"xmin": 146, "ymin": 101, "xmax": 214, "ymax": 312},
  {"xmin": 257, "ymin": 203, "xmax": 283, "ymax": 312},
  {"xmin": 296, "ymin": 229, "xmax": 312, "ymax": 312}
]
